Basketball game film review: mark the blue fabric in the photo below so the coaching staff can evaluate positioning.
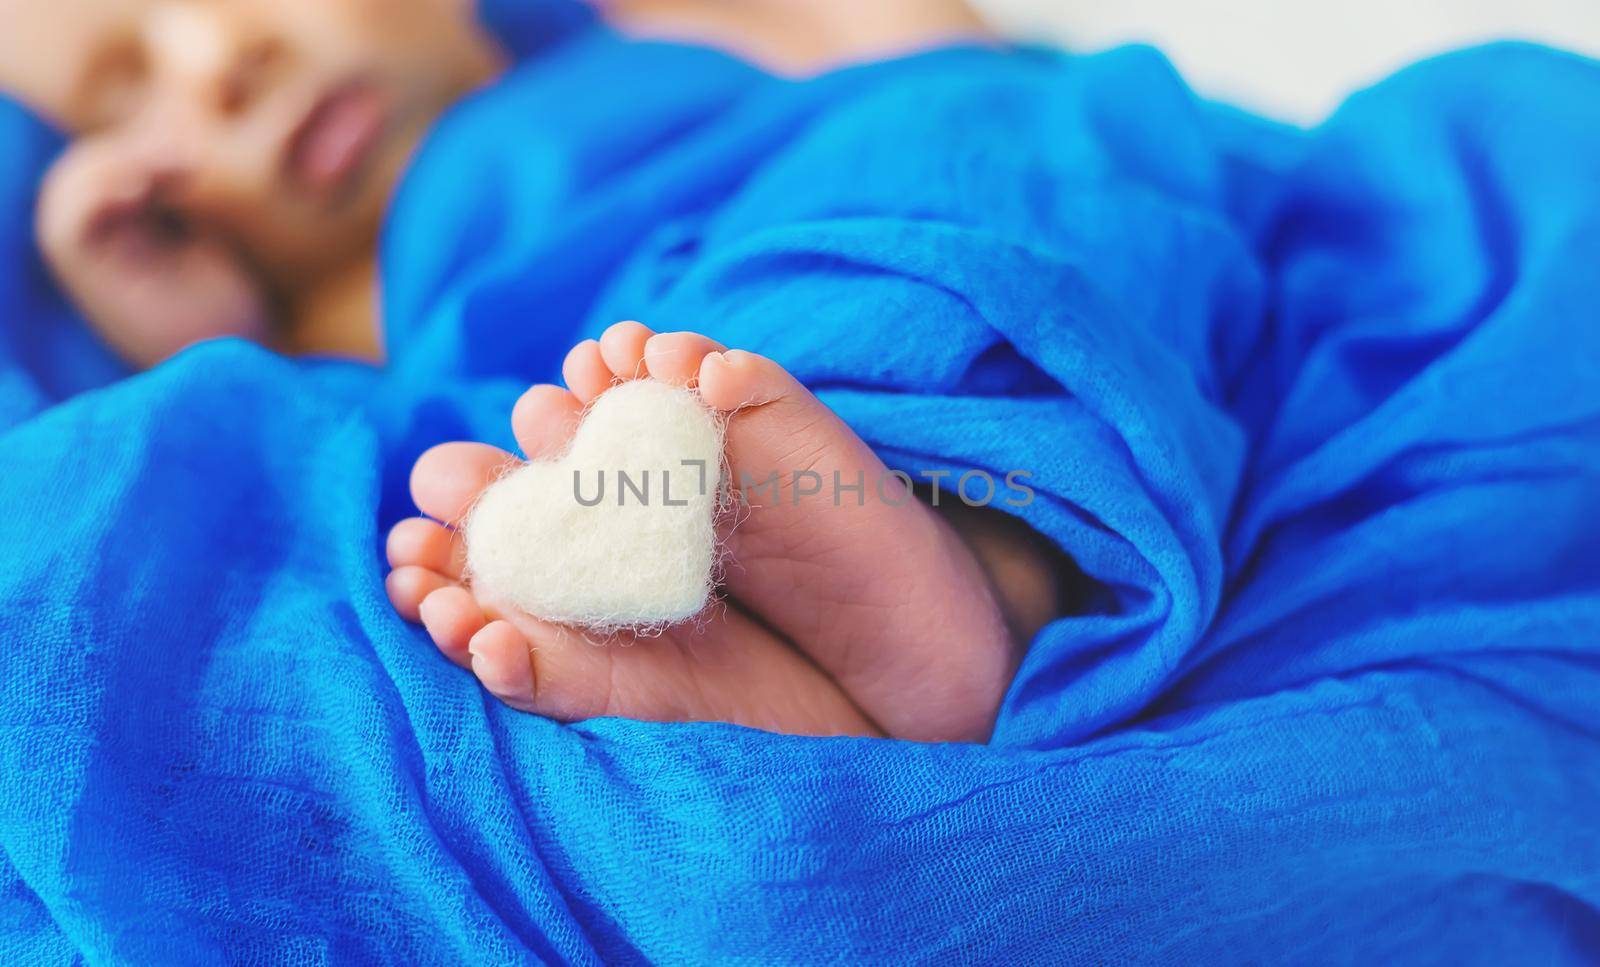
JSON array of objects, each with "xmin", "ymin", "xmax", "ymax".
[
  {"xmin": 478, "ymin": 0, "xmax": 594, "ymax": 60},
  {"xmin": 1, "ymin": 24, "xmax": 1598, "ymax": 962},
  {"xmin": 0, "ymin": 99, "xmax": 126, "ymax": 426}
]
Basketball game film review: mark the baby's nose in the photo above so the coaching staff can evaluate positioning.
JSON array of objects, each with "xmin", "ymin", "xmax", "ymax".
[{"xmin": 146, "ymin": 3, "xmax": 287, "ymax": 119}]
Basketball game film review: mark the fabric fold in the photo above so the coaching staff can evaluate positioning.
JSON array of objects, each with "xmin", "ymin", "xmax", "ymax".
[{"xmin": 0, "ymin": 22, "xmax": 1595, "ymax": 962}]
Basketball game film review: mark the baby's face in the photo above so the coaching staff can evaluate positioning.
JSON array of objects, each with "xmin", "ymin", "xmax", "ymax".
[{"xmin": 2, "ymin": 0, "xmax": 498, "ymax": 360}]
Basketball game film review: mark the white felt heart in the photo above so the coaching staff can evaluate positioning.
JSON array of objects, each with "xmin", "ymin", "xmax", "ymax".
[{"xmin": 464, "ymin": 380, "xmax": 724, "ymax": 631}]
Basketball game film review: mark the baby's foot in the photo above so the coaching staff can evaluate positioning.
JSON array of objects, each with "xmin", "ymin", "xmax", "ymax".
[{"xmin": 387, "ymin": 321, "xmax": 1024, "ymax": 741}]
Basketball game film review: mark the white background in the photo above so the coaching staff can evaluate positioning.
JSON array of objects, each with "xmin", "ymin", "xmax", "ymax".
[{"xmin": 972, "ymin": 0, "xmax": 1600, "ymax": 124}]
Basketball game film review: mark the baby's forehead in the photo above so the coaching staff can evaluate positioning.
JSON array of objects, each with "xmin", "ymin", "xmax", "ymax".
[{"xmin": 0, "ymin": 0, "xmax": 153, "ymax": 127}]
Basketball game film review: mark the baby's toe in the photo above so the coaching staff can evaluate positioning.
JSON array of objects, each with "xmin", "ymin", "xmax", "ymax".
[
  {"xmin": 468, "ymin": 620, "xmax": 538, "ymax": 712},
  {"xmin": 696, "ymin": 349, "xmax": 798, "ymax": 411},
  {"xmin": 510, "ymin": 384, "xmax": 584, "ymax": 459},
  {"xmin": 385, "ymin": 565, "xmax": 458, "ymax": 623},
  {"xmin": 597, "ymin": 320, "xmax": 655, "ymax": 381},
  {"xmin": 642, "ymin": 331, "xmax": 726, "ymax": 386},
  {"xmin": 386, "ymin": 517, "xmax": 464, "ymax": 578},
  {"xmin": 418, "ymin": 586, "xmax": 483, "ymax": 668},
  {"xmin": 562, "ymin": 339, "xmax": 611, "ymax": 403}
]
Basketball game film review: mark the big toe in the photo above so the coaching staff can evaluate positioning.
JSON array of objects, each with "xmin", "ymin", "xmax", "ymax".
[
  {"xmin": 411, "ymin": 442, "xmax": 517, "ymax": 524},
  {"xmin": 643, "ymin": 331, "xmax": 726, "ymax": 386}
]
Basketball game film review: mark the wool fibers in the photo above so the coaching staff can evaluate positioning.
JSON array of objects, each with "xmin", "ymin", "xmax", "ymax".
[{"xmin": 465, "ymin": 380, "xmax": 724, "ymax": 631}]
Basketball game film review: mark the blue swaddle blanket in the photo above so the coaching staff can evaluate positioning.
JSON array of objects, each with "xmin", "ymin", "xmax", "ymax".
[{"xmin": 0, "ymin": 11, "xmax": 1597, "ymax": 962}]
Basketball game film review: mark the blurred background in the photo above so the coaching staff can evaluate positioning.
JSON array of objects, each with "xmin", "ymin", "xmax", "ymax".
[{"xmin": 975, "ymin": 0, "xmax": 1600, "ymax": 124}]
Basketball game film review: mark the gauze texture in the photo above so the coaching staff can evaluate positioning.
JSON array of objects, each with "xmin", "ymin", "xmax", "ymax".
[
  {"xmin": 464, "ymin": 379, "xmax": 723, "ymax": 630},
  {"xmin": 2, "ymin": 32, "xmax": 1600, "ymax": 965}
]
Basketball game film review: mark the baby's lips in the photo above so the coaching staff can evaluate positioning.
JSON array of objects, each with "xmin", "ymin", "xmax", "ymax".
[{"xmin": 284, "ymin": 81, "xmax": 389, "ymax": 200}]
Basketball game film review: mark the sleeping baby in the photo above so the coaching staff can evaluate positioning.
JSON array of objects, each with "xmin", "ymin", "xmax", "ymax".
[{"xmin": 1, "ymin": 0, "xmax": 1066, "ymax": 742}]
